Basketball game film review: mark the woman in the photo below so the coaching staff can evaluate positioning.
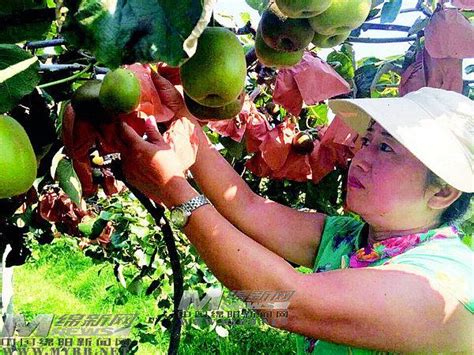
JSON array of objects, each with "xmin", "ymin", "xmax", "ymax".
[{"xmin": 110, "ymin": 81, "xmax": 473, "ymax": 353}]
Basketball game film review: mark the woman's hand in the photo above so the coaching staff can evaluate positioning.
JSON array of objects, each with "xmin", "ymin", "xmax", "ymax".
[{"xmin": 115, "ymin": 118, "xmax": 190, "ymax": 206}]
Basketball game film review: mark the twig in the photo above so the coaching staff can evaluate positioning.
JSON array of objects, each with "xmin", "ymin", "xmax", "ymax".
[
  {"xmin": 38, "ymin": 63, "xmax": 93, "ymax": 89},
  {"xmin": 360, "ymin": 23, "xmax": 411, "ymax": 32},
  {"xmin": 25, "ymin": 38, "xmax": 66, "ymax": 49},
  {"xmin": 39, "ymin": 63, "xmax": 109, "ymax": 74},
  {"xmin": 348, "ymin": 36, "xmax": 416, "ymax": 43}
]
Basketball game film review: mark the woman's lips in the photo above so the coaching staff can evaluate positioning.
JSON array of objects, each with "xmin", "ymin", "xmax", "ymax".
[{"xmin": 348, "ymin": 176, "xmax": 365, "ymax": 189}]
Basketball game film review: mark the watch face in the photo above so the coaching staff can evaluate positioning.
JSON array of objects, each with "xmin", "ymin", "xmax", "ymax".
[{"xmin": 171, "ymin": 208, "xmax": 188, "ymax": 228}]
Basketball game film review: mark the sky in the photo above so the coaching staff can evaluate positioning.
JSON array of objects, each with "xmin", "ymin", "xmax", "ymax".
[{"xmin": 214, "ymin": 0, "xmax": 473, "ymax": 79}]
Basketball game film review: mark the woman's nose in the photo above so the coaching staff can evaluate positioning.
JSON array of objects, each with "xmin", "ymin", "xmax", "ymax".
[{"xmin": 352, "ymin": 147, "xmax": 372, "ymax": 173}]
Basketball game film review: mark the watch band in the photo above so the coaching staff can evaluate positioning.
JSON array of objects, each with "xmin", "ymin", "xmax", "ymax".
[{"xmin": 178, "ymin": 195, "xmax": 210, "ymax": 214}]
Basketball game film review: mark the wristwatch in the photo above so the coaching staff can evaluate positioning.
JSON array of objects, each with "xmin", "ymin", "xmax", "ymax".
[{"xmin": 170, "ymin": 195, "xmax": 210, "ymax": 229}]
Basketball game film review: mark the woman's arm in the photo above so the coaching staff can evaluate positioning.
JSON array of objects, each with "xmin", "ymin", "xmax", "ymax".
[
  {"xmin": 152, "ymin": 175, "xmax": 473, "ymax": 353},
  {"xmin": 289, "ymin": 264, "xmax": 473, "ymax": 352},
  {"xmin": 150, "ymin": 71, "xmax": 326, "ymax": 268},
  {"xmin": 190, "ymin": 133, "xmax": 326, "ymax": 268},
  {"xmin": 117, "ymin": 122, "xmax": 472, "ymax": 352}
]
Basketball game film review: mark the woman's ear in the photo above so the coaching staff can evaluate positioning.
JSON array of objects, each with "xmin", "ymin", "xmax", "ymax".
[{"xmin": 427, "ymin": 184, "xmax": 462, "ymax": 211}]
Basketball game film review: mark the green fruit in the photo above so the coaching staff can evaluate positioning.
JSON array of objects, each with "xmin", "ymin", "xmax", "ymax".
[
  {"xmin": 255, "ymin": 26, "xmax": 304, "ymax": 68},
  {"xmin": 180, "ymin": 27, "xmax": 247, "ymax": 108},
  {"xmin": 99, "ymin": 68, "xmax": 141, "ymax": 114},
  {"xmin": 275, "ymin": 0, "xmax": 332, "ymax": 18},
  {"xmin": 72, "ymin": 80, "xmax": 110, "ymax": 120},
  {"xmin": 184, "ymin": 92, "xmax": 244, "ymax": 121},
  {"xmin": 260, "ymin": 5, "xmax": 314, "ymax": 52},
  {"xmin": 311, "ymin": 30, "xmax": 351, "ymax": 48},
  {"xmin": 0, "ymin": 115, "xmax": 37, "ymax": 199},
  {"xmin": 308, "ymin": 0, "xmax": 372, "ymax": 36}
]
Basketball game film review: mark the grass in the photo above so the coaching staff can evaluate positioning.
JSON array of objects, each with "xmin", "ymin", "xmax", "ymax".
[{"xmin": 11, "ymin": 238, "xmax": 297, "ymax": 354}]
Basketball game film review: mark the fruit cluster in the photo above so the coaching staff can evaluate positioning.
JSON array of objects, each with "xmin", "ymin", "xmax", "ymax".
[{"xmin": 256, "ymin": 0, "xmax": 372, "ymax": 67}]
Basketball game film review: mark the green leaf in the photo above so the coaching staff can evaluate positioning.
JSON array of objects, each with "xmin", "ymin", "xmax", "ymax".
[
  {"xmin": 0, "ymin": 45, "xmax": 40, "ymax": 114},
  {"xmin": 78, "ymin": 217, "xmax": 96, "ymax": 236},
  {"xmin": 78, "ymin": 217, "xmax": 108, "ymax": 238},
  {"xmin": 327, "ymin": 51, "xmax": 355, "ymax": 81},
  {"xmin": 461, "ymin": 10, "xmax": 474, "ymax": 23},
  {"xmin": 408, "ymin": 16, "xmax": 429, "ymax": 36},
  {"xmin": 240, "ymin": 12, "xmax": 251, "ymax": 24},
  {"xmin": 127, "ymin": 278, "xmax": 144, "ymax": 296},
  {"xmin": 99, "ymin": 211, "xmax": 115, "ymax": 221},
  {"xmin": 306, "ymin": 104, "xmax": 329, "ymax": 126},
  {"xmin": 245, "ymin": 0, "xmax": 269, "ymax": 13},
  {"xmin": 354, "ymin": 64, "xmax": 379, "ymax": 98},
  {"xmin": 341, "ymin": 44, "xmax": 355, "ymax": 62},
  {"xmin": 55, "ymin": 157, "xmax": 83, "ymax": 206},
  {"xmin": 369, "ymin": 62, "xmax": 400, "ymax": 97},
  {"xmin": 62, "ymin": 0, "xmax": 212, "ymax": 68},
  {"xmin": 130, "ymin": 225, "xmax": 149, "ymax": 239},
  {"xmin": 380, "ymin": 0, "xmax": 402, "ymax": 24},
  {"xmin": 365, "ymin": 8, "xmax": 381, "ymax": 23},
  {"xmin": 0, "ymin": 0, "xmax": 54, "ymax": 43},
  {"xmin": 220, "ymin": 136, "xmax": 245, "ymax": 160}
]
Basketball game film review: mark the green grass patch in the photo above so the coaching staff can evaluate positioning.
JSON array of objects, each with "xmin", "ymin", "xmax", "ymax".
[{"xmin": 12, "ymin": 238, "xmax": 296, "ymax": 354}]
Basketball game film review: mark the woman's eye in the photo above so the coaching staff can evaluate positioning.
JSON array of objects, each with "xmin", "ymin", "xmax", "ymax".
[{"xmin": 380, "ymin": 143, "xmax": 394, "ymax": 152}]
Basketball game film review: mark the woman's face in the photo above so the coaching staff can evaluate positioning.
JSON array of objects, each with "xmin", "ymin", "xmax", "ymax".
[{"xmin": 346, "ymin": 122, "xmax": 436, "ymax": 231}]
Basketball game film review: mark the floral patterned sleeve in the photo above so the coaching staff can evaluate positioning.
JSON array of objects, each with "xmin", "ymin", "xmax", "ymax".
[{"xmin": 383, "ymin": 236, "xmax": 474, "ymax": 313}]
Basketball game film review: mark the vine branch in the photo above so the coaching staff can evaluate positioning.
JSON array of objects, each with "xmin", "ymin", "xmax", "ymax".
[
  {"xmin": 360, "ymin": 23, "xmax": 411, "ymax": 32},
  {"xmin": 38, "ymin": 64, "xmax": 93, "ymax": 89},
  {"xmin": 348, "ymin": 36, "xmax": 416, "ymax": 43},
  {"xmin": 39, "ymin": 63, "xmax": 109, "ymax": 74},
  {"xmin": 122, "ymin": 182, "xmax": 184, "ymax": 355},
  {"xmin": 26, "ymin": 38, "xmax": 66, "ymax": 49}
]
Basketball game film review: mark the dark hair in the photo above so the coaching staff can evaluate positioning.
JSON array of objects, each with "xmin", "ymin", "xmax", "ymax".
[{"xmin": 426, "ymin": 170, "xmax": 473, "ymax": 225}]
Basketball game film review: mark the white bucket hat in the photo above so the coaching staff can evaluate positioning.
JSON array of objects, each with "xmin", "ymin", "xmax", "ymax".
[{"xmin": 328, "ymin": 87, "xmax": 474, "ymax": 193}]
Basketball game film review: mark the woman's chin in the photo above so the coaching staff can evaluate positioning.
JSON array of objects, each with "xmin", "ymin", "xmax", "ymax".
[
  {"xmin": 345, "ymin": 195, "xmax": 360, "ymax": 213},
  {"xmin": 345, "ymin": 198, "xmax": 370, "ymax": 220}
]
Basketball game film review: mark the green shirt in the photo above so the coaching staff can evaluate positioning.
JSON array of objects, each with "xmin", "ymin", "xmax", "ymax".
[{"xmin": 295, "ymin": 216, "xmax": 473, "ymax": 354}]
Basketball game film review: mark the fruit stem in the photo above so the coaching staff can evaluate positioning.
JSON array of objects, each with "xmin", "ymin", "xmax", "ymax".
[{"xmin": 38, "ymin": 63, "xmax": 93, "ymax": 89}]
